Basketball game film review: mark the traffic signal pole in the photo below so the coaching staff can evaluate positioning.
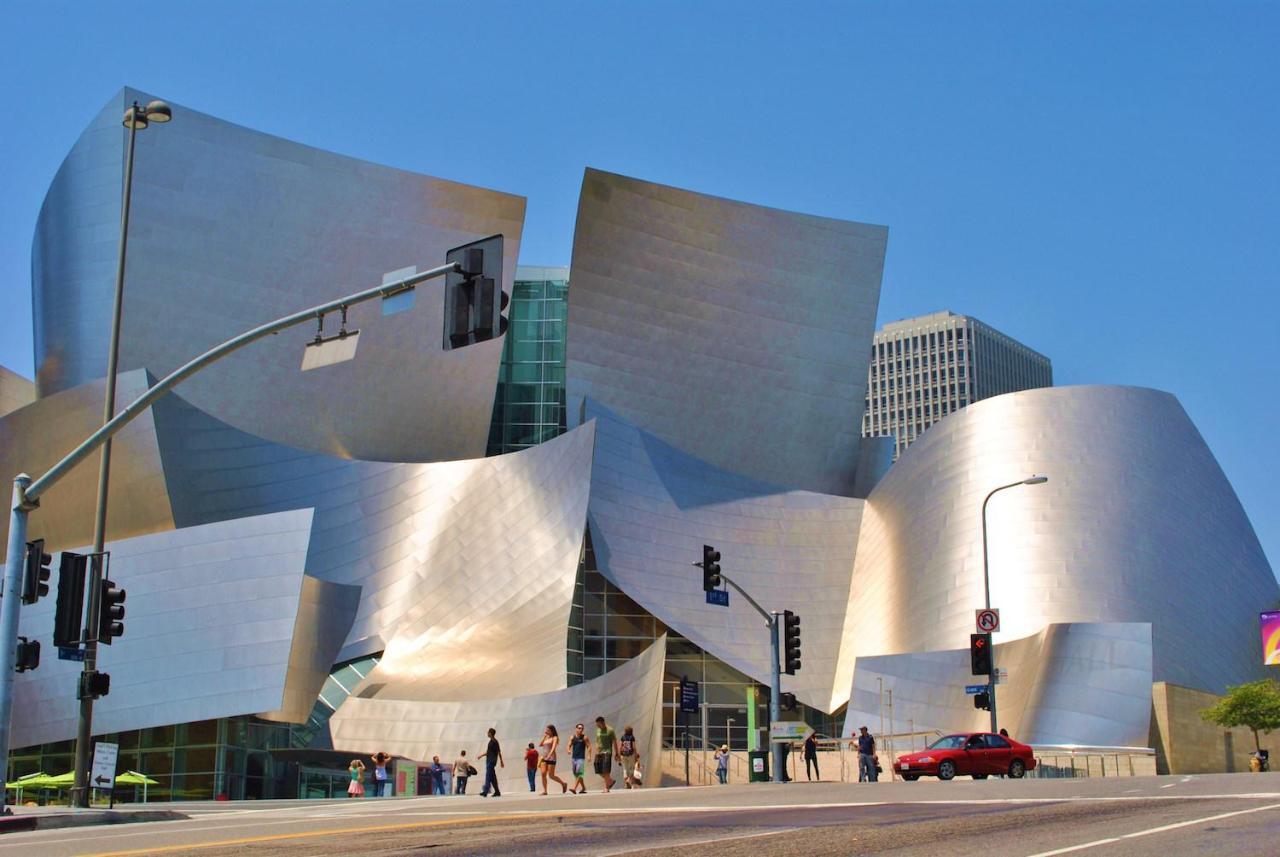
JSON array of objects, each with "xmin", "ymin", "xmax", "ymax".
[
  {"xmin": 710, "ymin": 572, "xmax": 785, "ymax": 784},
  {"xmin": 0, "ymin": 262, "xmax": 458, "ymax": 814}
]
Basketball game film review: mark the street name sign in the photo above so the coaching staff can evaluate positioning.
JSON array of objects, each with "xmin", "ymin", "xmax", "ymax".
[
  {"xmin": 769, "ymin": 722, "xmax": 814, "ymax": 742},
  {"xmin": 91, "ymin": 741, "xmax": 119, "ymax": 791},
  {"xmin": 57, "ymin": 646, "xmax": 85, "ymax": 662},
  {"xmin": 706, "ymin": 589, "xmax": 729, "ymax": 607},
  {"xmin": 964, "ymin": 684, "xmax": 987, "ymax": 695},
  {"xmin": 976, "ymin": 608, "xmax": 1001, "ymax": 633}
]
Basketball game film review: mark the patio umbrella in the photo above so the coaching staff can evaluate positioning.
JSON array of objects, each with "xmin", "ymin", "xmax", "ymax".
[
  {"xmin": 5, "ymin": 771, "xmax": 54, "ymax": 790},
  {"xmin": 115, "ymin": 771, "xmax": 159, "ymax": 802}
]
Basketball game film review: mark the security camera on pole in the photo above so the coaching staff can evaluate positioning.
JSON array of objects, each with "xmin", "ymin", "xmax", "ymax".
[{"xmin": 694, "ymin": 546, "xmax": 800, "ymax": 784}]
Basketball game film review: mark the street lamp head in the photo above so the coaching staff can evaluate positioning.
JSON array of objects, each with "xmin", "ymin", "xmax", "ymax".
[
  {"xmin": 143, "ymin": 100, "xmax": 172, "ymax": 123},
  {"xmin": 122, "ymin": 105, "xmax": 148, "ymax": 130},
  {"xmin": 1023, "ymin": 475, "xmax": 1048, "ymax": 485}
]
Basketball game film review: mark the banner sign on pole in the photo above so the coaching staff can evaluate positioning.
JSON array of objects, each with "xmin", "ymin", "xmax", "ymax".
[
  {"xmin": 680, "ymin": 679, "xmax": 699, "ymax": 713},
  {"xmin": 1261, "ymin": 612, "xmax": 1280, "ymax": 665}
]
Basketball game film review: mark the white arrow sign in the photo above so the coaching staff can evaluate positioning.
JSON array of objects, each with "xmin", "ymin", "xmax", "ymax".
[
  {"xmin": 976, "ymin": 608, "xmax": 1001, "ymax": 633},
  {"xmin": 91, "ymin": 741, "xmax": 118, "ymax": 791}
]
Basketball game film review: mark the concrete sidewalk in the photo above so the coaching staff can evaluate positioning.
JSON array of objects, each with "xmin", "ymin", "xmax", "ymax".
[{"xmin": 0, "ymin": 804, "xmax": 185, "ymax": 834}]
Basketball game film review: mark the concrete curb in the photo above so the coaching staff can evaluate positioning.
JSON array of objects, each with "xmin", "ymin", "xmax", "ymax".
[{"xmin": 0, "ymin": 809, "xmax": 186, "ymax": 833}]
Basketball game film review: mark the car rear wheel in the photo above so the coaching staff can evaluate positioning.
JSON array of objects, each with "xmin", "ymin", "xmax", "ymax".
[
  {"xmin": 937, "ymin": 760, "xmax": 956, "ymax": 781},
  {"xmin": 972, "ymin": 773, "xmax": 988, "ymax": 780},
  {"xmin": 902, "ymin": 774, "xmax": 919, "ymax": 781},
  {"xmin": 1008, "ymin": 759, "xmax": 1027, "ymax": 779}
]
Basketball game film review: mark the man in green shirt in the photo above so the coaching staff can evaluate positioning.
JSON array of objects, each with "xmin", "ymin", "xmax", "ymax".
[{"xmin": 594, "ymin": 716, "xmax": 618, "ymax": 792}]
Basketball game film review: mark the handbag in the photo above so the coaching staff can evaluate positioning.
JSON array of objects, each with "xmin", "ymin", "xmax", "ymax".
[
  {"xmin": 632, "ymin": 763, "xmax": 643, "ymax": 784},
  {"xmin": 467, "ymin": 764, "xmax": 478, "ymax": 777}
]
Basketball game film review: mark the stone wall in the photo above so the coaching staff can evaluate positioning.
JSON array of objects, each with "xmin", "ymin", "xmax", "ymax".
[{"xmin": 1150, "ymin": 681, "xmax": 1280, "ymax": 774}]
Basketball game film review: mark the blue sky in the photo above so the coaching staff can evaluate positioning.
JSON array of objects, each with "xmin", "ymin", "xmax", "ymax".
[{"xmin": 0, "ymin": 1, "xmax": 1276, "ymax": 569}]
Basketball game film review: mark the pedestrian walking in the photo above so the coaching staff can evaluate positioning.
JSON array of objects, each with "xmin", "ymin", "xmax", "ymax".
[
  {"xmin": 430, "ymin": 755, "xmax": 446, "ymax": 795},
  {"xmin": 347, "ymin": 759, "xmax": 365, "ymax": 797},
  {"xmin": 803, "ymin": 732, "xmax": 819, "ymax": 781},
  {"xmin": 568, "ymin": 723, "xmax": 592, "ymax": 794},
  {"xmin": 524, "ymin": 743, "xmax": 539, "ymax": 792},
  {"xmin": 453, "ymin": 750, "xmax": 471, "ymax": 795},
  {"xmin": 539, "ymin": 724, "xmax": 569, "ymax": 795},
  {"xmin": 479, "ymin": 728, "xmax": 504, "ymax": 797},
  {"xmin": 594, "ymin": 716, "xmax": 618, "ymax": 792},
  {"xmin": 618, "ymin": 725, "xmax": 641, "ymax": 789},
  {"xmin": 714, "ymin": 745, "xmax": 730, "ymax": 785},
  {"xmin": 855, "ymin": 726, "xmax": 878, "ymax": 783},
  {"xmin": 371, "ymin": 751, "xmax": 392, "ymax": 796}
]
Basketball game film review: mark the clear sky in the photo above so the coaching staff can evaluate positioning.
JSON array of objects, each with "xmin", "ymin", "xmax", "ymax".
[{"xmin": 0, "ymin": 1, "xmax": 1276, "ymax": 570}]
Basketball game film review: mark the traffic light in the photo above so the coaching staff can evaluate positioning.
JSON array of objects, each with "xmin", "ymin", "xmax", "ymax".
[
  {"xmin": 443, "ymin": 234, "xmax": 507, "ymax": 349},
  {"xmin": 779, "ymin": 692, "xmax": 797, "ymax": 712},
  {"xmin": 701, "ymin": 545, "xmax": 722, "ymax": 592},
  {"xmin": 783, "ymin": 610, "xmax": 802, "ymax": 675},
  {"xmin": 98, "ymin": 579, "xmax": 126, "ymax": 645},
  {"xmin": 79, "ymin": 670, "xmax": 110, "ymax": 700},
  {"xmin": 53, "ymin": 552, "xmax": 88, "ymax": 648},
  {"xmin": 970, "ymin": 633, "xmax": 993, "ymax": 676},
  {"xmin": 22, "ymin": 539, "xmax": 52, "ymax": 604},
  {"xmin": 14, "ymin": 637, "xmax": 40, "ymax": 672},
  {"xmin": 974, "ymin": 691, "xmax": 990, "ymax": 710}
]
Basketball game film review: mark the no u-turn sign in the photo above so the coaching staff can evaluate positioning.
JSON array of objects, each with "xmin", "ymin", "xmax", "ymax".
[{"xmin": 976, "ymin": 609, "xmax": 1001, "ymax": 633}]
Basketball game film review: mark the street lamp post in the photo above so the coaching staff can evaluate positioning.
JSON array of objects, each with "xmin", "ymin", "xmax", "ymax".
[
  {"xmin": 72, "ymin": 97, "xmax": 173, "ymax": 809},
  {"xmin": 980, "ymin": 475, "xmax": 1047, "ymax": 734}
]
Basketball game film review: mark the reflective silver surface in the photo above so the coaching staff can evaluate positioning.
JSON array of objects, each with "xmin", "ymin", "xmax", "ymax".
[
  {"xmin": 0, "ymin": 367, "xmax": 34, "ymax": 419},
  {"xmin": 33, "ymin": 87, "xmax": 525, "ymax": 463},
  {"xmin": 0, "ymin": 370, "xmax": 174, "ymax": 550},
  {"xmin": 586, "ymin": 401, "xmax": 864, "ymax": 712},
  {"xmin": 842, "ymin": 623, "xmax": 1154, "ymax": 748},
  {"xmin": 12, "ymin": 510, "xmax": 316, "ymax": 748},
  {"xmin": 566, "ymin": 168, "xmax": 888, "ymax": 496},
  {"xmin": 330, "ymin": 636, "xmax": 665, "ymax": 790},
  {"xmin": 847, "ymin": 385, "xmax": 1278, "ymax": 695}
]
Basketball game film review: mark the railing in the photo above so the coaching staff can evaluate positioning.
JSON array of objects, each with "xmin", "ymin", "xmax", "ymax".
[{"xmin": 1028, "ymin": 745, "xmax": 1157, "ymax": 779}]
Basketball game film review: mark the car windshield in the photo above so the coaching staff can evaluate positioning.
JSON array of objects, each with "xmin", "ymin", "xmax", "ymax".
[{"xmin": 927, "ymin": 735, "xmax": 969, "ymax": 750}]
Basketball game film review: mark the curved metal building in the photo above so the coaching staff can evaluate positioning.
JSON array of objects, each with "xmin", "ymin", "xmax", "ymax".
[
  {"xmin": 847, "ymin": 385, "xmax": 1278, "ymax": 695},
  {"xmin": 566, "ymin": 168, "xmax": 888, "ymax": 496},
  {"xmin": 33, "ymin": 87, "xmax": 525, "ymax": 463}
]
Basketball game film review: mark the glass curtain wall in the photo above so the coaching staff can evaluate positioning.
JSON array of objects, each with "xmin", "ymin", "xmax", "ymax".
[{"xmin": 487, "ymin": 267, "xmax": 570, "ymax": 455}]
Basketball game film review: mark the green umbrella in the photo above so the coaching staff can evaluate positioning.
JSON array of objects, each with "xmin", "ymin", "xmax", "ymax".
[
  {"xmin": 5, "ymin": 771, "xmax": 54, "ymax": 790},
  {"xmin": 115, "ymin": 771, "xmax": 158, "ymax": 786},
  {"xmin": 41, "ymin": 772, "xmax": 75, "ymax": 788}
]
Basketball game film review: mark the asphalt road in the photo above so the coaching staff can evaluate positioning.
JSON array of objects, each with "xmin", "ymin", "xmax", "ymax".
[{"xmin": 5, "ymin": 773, "xmax": 1280, "ymax": 856}]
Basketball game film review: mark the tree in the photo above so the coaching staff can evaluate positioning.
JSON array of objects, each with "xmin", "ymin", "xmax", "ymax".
[{"xmin": 1201, "ymin": 679, "xmax": 1280, "ymax": 751}]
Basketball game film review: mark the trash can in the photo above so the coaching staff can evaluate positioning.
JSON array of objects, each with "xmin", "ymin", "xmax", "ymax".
[{"xmin": 748, "ymin": 749, "xmax": 770, "ymax": 782}]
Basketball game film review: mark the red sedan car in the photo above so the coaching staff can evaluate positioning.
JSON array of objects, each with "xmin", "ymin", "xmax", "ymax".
[{"xmin": 894, "ymin": 732, "xmax": 1036, "ymax": 781}]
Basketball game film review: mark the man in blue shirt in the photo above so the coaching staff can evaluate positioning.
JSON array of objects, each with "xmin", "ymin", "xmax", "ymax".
[{"xmin": 855, "ymin": 726, "xmax": 878, "ymax": 782}]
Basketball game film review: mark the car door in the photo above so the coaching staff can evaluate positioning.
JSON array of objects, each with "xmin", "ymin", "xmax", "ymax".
[
  {"xmin": 984, "ymin": 734, "xmax": 1013, "ymax": 773},
  {"xmin": 964, "ymin": 735, "xmax": 991, "ymax": 774}
]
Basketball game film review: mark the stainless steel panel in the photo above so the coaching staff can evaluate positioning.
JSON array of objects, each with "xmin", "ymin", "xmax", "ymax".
[
  {"xmin": 329, "ymin": 636, "xmax": 665, "ymax": 792},
  {"xmin": 848, "ymin": 385, "xmax": 1279, "ymax": 695},
  {"xmin": 0, "ymin": 369, "xmax": 174, "ymax": 550},
  {"xmin": 566, "ymin": 168, "xmax": 887, "ymax": 496},
  {"xmin": 11, "ymin": 510, "xmax": 315, "ymax": 748},
  {"xmin": 586, "ymin": 401, "xmax": 863, "ymax": 713},
  {"xmin": 33, "ymin": 87, "xmax": 525, "ymax": 463},
  {"xmin": 842, "ymin": 623, "xmax": 1154, "ymax": 748}
]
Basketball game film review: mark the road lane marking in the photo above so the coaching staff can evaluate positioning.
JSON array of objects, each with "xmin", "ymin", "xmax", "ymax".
[
  {"xmin": 1023, "ymin": 802, "xmax": 1280, "ymax": 856},
  {"xmin": 595, "ymin": 826, "xmax": 802, "ymax": 856},
  {"xmin": 12, "ymin": 794, "xmax": 1280, "ymax": 854}
]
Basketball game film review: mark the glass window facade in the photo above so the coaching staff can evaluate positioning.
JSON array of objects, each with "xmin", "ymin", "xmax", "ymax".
[{"xmin": 487, "ymin": 267, "xmax": 570, "ymax": 455}]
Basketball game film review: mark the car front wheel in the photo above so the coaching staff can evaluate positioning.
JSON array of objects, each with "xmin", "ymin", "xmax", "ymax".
[
  {"xmin": 1008, "ymin": 759, "xmax": 1027, "ymax": 779},
  {"xmin": 938, "ymin": 760, "xmax": 956, "ymax": 781}
]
